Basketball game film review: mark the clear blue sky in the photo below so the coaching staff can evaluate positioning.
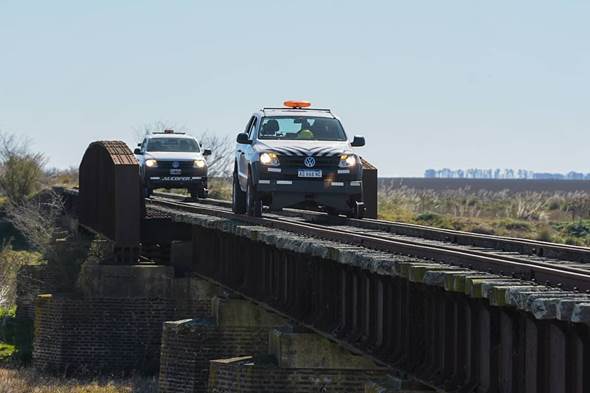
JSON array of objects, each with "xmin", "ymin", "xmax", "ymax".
[{"xmin": 0, "ymin": 1, "xmax": 588, "ymax": 176}]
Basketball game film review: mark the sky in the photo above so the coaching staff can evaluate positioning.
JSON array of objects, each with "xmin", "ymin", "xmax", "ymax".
[{"xmin": 0, "ymin": 1, "xmax": 589, "ymax": 177}]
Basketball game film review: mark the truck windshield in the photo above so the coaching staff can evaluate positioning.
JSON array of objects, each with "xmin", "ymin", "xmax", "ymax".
[
  {"xmin": 258, "ymin": 117, "xmax": 347, "ymax": 141},
  {"xmin": 147, "ymin": 138, "xmax": 200, "ymax": 152}
]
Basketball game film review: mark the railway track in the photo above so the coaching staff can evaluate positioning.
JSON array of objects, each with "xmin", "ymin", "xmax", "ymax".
[
  {"xmin": 148, "ymin": 193, "xmax": 590, "ymax": 292},
  {"xmin": 154, "ymin": 191, "xmax": 590, "ymax": 264}
]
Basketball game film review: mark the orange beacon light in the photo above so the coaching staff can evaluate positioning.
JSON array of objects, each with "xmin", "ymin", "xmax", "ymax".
[{"xmin": 283, "ymin": 100, "xmax": 311, "ymax": 109}]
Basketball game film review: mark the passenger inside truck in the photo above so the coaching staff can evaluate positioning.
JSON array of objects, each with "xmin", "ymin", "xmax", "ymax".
[{"xmin": 258, "ymin": 117, "xmax": 347, "ymax": 141}]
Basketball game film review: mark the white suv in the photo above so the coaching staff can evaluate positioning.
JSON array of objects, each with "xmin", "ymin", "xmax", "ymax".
[{"xmin": 134, "ymin": 130, "xmax": 211, "ymax": 198}]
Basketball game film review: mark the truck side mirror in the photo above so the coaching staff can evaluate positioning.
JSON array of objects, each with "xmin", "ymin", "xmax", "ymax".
[
  {"xmin": 203, "ymin": 149, "xmax": 212, "ymax": 156},
  {"xmin": 351, "ymin": 135, "xmax": 365, "ymax": 147},
  {"xmin": 133, "ymin": 148, "xmax": 142, "ymax": 155},
  {"xmin": 236, "ymin": 132, "xmax": 251, "ymax": 144}
]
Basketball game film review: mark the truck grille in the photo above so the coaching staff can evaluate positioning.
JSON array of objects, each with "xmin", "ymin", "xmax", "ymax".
[
  {"xmin": 278, "ymin": 155, "xmax": 340, "ymax": 168},
  {"xmin": 157, "ymin": 160, "xmax": 195, "ymax": 170}
]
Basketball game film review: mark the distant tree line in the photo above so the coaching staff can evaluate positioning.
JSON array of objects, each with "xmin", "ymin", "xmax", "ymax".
[{"xmin": 424, "ymin": 168, "xmax": 590, "ymax": 180}]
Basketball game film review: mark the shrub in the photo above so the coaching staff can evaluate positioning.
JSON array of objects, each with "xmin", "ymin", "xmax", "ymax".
[
  {"xmin": 536, "ymin": 226, "xmax": 554, "ymax": 242},
  {"xmin": 208, "ymin": 177, "xmax": 231, "ymax": 200},
  {"xmin": 499, "ymin": 220, "xmax": 532, "ymax": 232},
  {"xmin": 545, "ymin": 196, "xmax": 563, "ymax": 211},
  {"xmin": 471, "ymin": 225, "xmax": 496, "ymax": 235},
  {"xmin": 0, "ymin": 245, "xmax": 40, "ymax": 308},
  {"xmin": 562, "ymin": 221, "xmax": 590, "ymax": 238},
  {"xmin": 0, "ymin": 133, "xmax": 46, "ymax": 204},
  {"xmin": 4, "ymin": 191, "xmax": 66, "ymax": 259},
  {"xmin": 415, "ymin": 211, "xmax": 440, "ymax": 222},
  {"xmin": 0, "ymin": 306, "xmax": 33, "ymax": 364}
]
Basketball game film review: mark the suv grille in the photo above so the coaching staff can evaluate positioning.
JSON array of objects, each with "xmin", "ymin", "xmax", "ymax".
[
  {"xmin": 278, "ymin": 155, "xmax": 339, "ymax": 168},
  {"xmin": 157, "ymin": 160, "xmax": 195, "ymax": 170}
]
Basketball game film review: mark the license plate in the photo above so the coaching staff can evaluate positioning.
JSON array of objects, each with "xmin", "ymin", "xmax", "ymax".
[
  {"xmin": 298, "ymin": 169, "xmax": 322, "ymax": 178},
  {"xmin": 170, "ymin": 169, "xmax": 181, "ymax": 175},
  {"xmin": 162, "ymin": 176, "xmax": 190, "ymax": 181}
]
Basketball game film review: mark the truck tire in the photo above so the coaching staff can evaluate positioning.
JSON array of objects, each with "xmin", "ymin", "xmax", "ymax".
[
  {"xmin": 232, "ymin": 172, "xmax": 247, "ymax": 214},
  {"xmin": 246, "ymin": 176, "xmax": 262, "ymax": 217},
  {"xmin": 349, "ymin": 201, "xmax": 365, "ymax": 219}
]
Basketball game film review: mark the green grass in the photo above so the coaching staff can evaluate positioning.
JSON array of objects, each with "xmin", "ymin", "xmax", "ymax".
[
  {"xmin": 0, "ymin": 306, "xmax": 33, "ymax": 365},
  {"xmin": 0, "ymin": 344, "xmax": 15, "ymax": 362}
]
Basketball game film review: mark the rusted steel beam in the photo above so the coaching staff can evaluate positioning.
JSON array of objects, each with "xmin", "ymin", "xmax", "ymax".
[
  {"xmin": 182, "ymin": 222, "xmax": 590, "ymax": 392},
  {"xmin": 361, "ymin": 158, "xmax": 378, "ymax": 219},
  {"xmin": 79, "ymin": 141, "xmax": 141, "ymax": 264}
]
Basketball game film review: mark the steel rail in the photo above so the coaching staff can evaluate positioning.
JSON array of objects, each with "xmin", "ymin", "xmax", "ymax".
[
  {"xmin": 152, "ymin": 190, "xmax": 590, "ymax": 264},
  {"xmin": 147, "ymin": 197, "xmax": 590, "ymax": 292}
]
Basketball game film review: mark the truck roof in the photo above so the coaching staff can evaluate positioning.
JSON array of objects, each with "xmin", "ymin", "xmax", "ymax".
[
  {"xmin": 259, "ymin": 107, "xmax": 336, "ymax": 118},
  {"xmin": 147, "ymin": 132, "xmax": 196, "ymax": 140}
]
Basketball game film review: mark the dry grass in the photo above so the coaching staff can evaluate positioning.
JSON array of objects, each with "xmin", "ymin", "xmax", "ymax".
[
  {"xmin": 0, "ymin": 368, "xmax": 158, "ymax": 393},
  {"xmin": 378, "ymin": 187, "xmax": 590, "ymax": 246}
]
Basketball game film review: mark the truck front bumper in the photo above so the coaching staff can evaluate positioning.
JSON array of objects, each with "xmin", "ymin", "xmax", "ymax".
[
  {"xmin": 144, "ymin": 167, "xmax": 207, "ymax": 191},
  {"xmin": 256, "ymin": 179, "xmax": 363, "ymax": 211}
]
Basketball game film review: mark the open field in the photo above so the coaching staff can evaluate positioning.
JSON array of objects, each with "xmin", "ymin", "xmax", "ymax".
[
  {"xmin": 379, "ymin": 186, "xmax": 590, "ymax": 246},
  {"xmin": 0, "ymin": 368, "xmax": 158, "ymax": 393},
  {"xmin": 381, "ymin": 177, "xmax": 590, "ymax": 193},
  {"xmin": 159, "ymin": 177, "xmax": 590, "ymax": 246}
]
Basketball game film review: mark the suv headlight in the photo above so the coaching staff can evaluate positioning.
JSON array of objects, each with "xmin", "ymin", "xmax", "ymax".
[
  {"xmin": 194, "ymin": 159, "xmax": 206, "ymax": 168},
  {"xmin": 145, "ymin": 159, "xmax": 158, "ymax": 168},
  {"xmin": 338, "ymin": 154, "xmax": 357, "ymax": 168},
  {"xmin": 260, "ymin": 152, "xmax": 280, "ymax": 166}
]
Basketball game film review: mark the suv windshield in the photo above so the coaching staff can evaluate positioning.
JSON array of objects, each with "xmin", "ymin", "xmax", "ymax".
[
  {"xmin": 147, "ymin": 138, "xmax": 200, "ymax": 152},
  {"xmin": 258, "ymin": 116, "xmax": 347, "ymax": 141}
]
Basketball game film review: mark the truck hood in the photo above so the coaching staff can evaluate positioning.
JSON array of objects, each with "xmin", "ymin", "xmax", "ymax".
[
  {"xmin": 254, "ymin": 140, "xmax": 351, "ymax": 157},
  {"xmin": 142, "ymin": 151, "xmax": 204, "ymax": 161}
]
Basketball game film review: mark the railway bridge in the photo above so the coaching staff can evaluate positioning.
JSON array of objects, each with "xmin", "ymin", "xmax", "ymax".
[{"xmin": 29, "ymin": 141, "xmax": 590, "ymax": 392}]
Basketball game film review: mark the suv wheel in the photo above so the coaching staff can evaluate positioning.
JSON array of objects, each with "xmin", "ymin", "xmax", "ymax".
[
  {"xmin": 349, "ymin": 201, "xmax": 365, "ymax": 219},
  {"xmin": 246, "ymin": 176, "xmax": 262, "ymax": 217},
  {"xmin": 232, "ymin": 172, "xmax": 247, "ymax": 214}
]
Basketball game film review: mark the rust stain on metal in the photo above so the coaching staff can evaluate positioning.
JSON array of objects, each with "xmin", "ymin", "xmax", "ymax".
[
  {"xmin": 78, "ymin": 140, "xmax": 141, "ymax": 264},
  {"xmin": 361, "ymin": 158, "xmax": 378, "ymax": 219}
]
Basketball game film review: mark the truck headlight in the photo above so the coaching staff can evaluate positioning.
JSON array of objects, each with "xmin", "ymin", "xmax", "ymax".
[
  {"xmin": 338, "ymin": 154, "xmax": 356, "ymax": 168},
  {"xmin": 145, "ymin": 159, "xmax": 158, "ymax": 168},
  {"xmin": 194, "ymin": 159, "xmax": 206, "ymax": 168},
  {"xmin": 260, "ymin": 152, "xmax": 279, "ymax": 166}
]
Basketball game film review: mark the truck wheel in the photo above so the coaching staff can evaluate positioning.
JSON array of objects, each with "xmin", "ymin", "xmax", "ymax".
[
  {"xmin": 347, "ymin": 201, "xmax": 365, "ymax": 219},
  {"xmin": 350, "ymin": 201, "xmax": 365, "ymax": 219},
  {"xmin": 232, "ymin": 173, "xmax": 247, "ymax": 214},
  {"xmin": 246, "ymin": 177, "xmax": 262, "ymax": 217},
  {"xmin": 326, "ymin": 207, "xmax": 340, "ymax": 217}
]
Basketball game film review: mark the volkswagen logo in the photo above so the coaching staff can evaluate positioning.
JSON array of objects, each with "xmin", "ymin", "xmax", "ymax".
[
  {"xmin": 172, "ymin": 161, "xmax": 180, "ymax": 168},
  {"xmin": 304, "ymin": 156, "xmax": 316, "ymax": 168}
]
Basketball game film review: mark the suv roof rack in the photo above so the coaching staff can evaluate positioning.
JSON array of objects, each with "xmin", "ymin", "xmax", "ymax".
[
  {"xmin": 261, "ymin": 107, "xmax": 332, "ymax": 113},
  {"xmin": 152, "ymin": 130, "xmax": 187, "ymax": 135}
]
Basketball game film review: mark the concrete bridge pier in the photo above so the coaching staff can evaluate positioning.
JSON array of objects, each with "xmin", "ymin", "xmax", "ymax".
[
  {"xmin": 33, "ymin": 263, "xmax": 175, "ymax": 374},
  {"xmin": 159, "ymin": 295, "xmax": 288, "ymax": 393},
  {"xmin": 207, "ymin": 325, "xmax": 430, "ymax": 393}
]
